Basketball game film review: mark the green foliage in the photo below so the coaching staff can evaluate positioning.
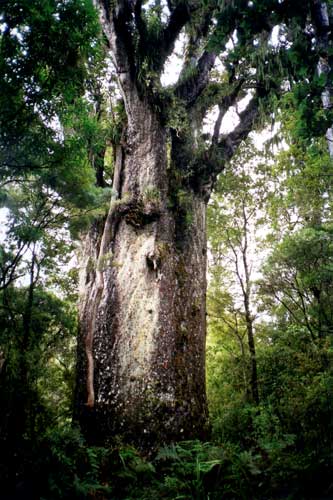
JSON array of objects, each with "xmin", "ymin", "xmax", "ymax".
[
  {"xmin": 33, "ymin": 427, "xmax": 112, "ymax": 499},
  {"xmin": 280, "ymin": 80, "xmax": 333, "ymax": 143},
  {"xmin": 142, "ymin": 185, "xmax": 161, "ymax": 204},
  {"xmin": 3, "ymin": 433, "xmax": 269, "ymax": 500},
  {"xmin": 155, "ymin": 441, "xmax": 223, "ymax": 499},
  {"xmin": 259, "ymin": 226, "xmax": 333, "ymax": 339},
  {"xmin": 206, "ymin": 101, "xmax": 333, "ymax": 499},
  {"xmin": 0, "ymin": 0, "xmax": 99, "ymax": 122},
  {"xmin": 0, "ymin": 0, "xmax": 111, "ymax": 224}
]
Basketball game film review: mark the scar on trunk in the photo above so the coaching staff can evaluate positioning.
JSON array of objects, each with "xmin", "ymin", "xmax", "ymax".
[
  {"xmin": 84, "ymin": 148, "xmax": 124, "ymax": 408},
  {"xmin": 84, "ymin": 213, "xmax": 112, "ymax": 408},
  {"xmin": 85, "ymin": 336, "xmax": 95, "ymax": 408},
  {"xmin": 84, "ymin": 213, "xmax": 114, "ymax": 408}
]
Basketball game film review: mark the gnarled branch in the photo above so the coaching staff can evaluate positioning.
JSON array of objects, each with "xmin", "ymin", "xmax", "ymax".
[
  {"xmin": 175, "ymin": 50, "xmax": 217, "ymax": 106},
  {"xmin": 218, "ymin": 94, "xmax": 260, "ymax": 162},
  {"xmin": 212, "ymin": 76, "xmax": 246, "ymax": 143},
  {"xmin": 191, "ymin": 93, "xmax": 261, "ymax": 201},
  {"xmin": 93, "ymin": 0, "xmax": 136, "ymax": 87}
]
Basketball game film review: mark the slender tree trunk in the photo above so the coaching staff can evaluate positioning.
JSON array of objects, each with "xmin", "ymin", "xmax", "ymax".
[
  {"xmin": 244, "ymin": 303, "xmax": 259, "ymax": 405},
  {"xmin": 240, "ymin": 204, "xmax": 259, "ymax": 405},
  {"xmin": 75, "ymin": 95, "xmax": 208, "ymax": 446},
  {"xmin": 19, "ymin": 247, "xmax": 37, "ymax": 439}
]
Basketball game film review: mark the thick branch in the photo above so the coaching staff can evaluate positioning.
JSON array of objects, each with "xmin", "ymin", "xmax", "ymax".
[
  {"xmin": 158, "ymin": 2, "xmax": 192, "ymax": 68},
  {"xmin": 173, "ymin": 6, "xmax": 219, "ymax": 106},
  {"xmin": 212, "ymin": 76, "xmax": 246, "ymax": 143},
  {"xmin": 176, "ymin": 51, "xmax": 216, "ymax": 106},
  {"xmin": 134, "ymin": 0, "xmax": 147, "ymax": 53},
  {"xmin": 219, "ymin": 95, "xmax": 260, "ymax": 162},
  {"xmin": 194, "ymin": 94, "xmax": 260, "ymax": 201},
  {"xmin": 93, "ymin": 0, "xmax": 136, "ymax": 86},
  {"xmin": 165, "ymin": 2, "xmax": 190, "ymax": 42}
]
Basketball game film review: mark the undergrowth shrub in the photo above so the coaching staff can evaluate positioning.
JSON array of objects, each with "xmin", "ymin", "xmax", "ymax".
[{"xmin": 36, "ymin": 427, "xmax": 112, "ymax": 499}]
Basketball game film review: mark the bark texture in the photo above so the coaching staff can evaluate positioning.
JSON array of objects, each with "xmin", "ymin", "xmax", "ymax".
[{"xmin": 76, "ymin": 97, "xmax": 208, "ymax": 446}]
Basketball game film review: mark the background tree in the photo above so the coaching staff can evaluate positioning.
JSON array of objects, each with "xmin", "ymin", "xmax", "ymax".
[
  {"xmin": 0, "ymin": 183, "xmax": 78, "ymax": 487},
  {"xmin": 208, "ymin": 142, "xmax": 269, "ymax": 405}
]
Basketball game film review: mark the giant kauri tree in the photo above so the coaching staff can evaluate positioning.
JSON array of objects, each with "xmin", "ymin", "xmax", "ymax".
[{"xmin": 75, "ymin": 0, "xmax": 314, "ymax": 445}]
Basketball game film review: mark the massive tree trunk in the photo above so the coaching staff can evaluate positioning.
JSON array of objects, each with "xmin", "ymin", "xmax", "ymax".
[
  {"xmin": 75, "ymin": 93, "xmax": 208, "ymax": 446},
  {"xmin": 74, "ymin": 0, "xmax": 262, "ymax": 447}
]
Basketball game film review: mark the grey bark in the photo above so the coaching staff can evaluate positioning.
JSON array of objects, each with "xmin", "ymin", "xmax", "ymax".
[{"xmin": 75, "ymin": 97, "xmax": 208, "ymax": 446}]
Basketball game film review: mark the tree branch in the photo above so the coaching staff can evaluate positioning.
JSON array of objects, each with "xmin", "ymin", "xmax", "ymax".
[
  {"xmin": 157, "ymin": 2, "xmax": 193, "ymax": 69},
  {"xmin": 211, "ymin": 80, "xmax": 245, "ymax": 143},
  {"xmin": 175, "ymin": 50, "xmax": 216, "ymax": 106},
  {"xmin": 193, "ymin": 92, "xmax": 261, "ymax": 201},
  {"xmin": 93, "ymin": 0, "xmax": 136, "ymax": 86},
  {"xmin": 134, "ymin": 0, "xmax": 146, "ymax": 48},
  {"xmin": 218, "ymin": 94, "xmax": 260, "ymax": 162}
]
